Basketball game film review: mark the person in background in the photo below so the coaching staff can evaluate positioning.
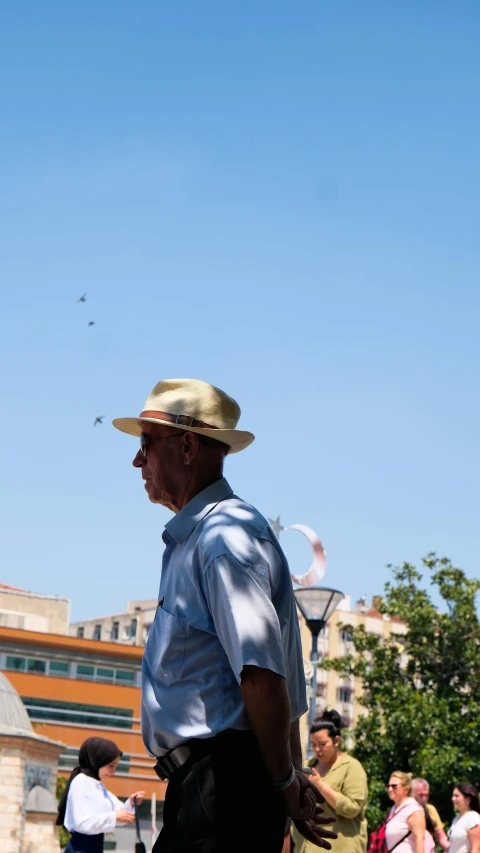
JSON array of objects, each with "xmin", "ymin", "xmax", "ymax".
[
  {"xmin": 56, "ymin": 736, "xmax": 145, "ymax": 853},
  {"xmin": 292, "ymin": 710, "xmax": 368, "ymax": 853},
  {"xmin": 412, "ymin": 778, "xmax": 449, "ymax": 851},
  {"xmin": 385, "ymin": 772, "xmax": 430, "ymax": 853},
  {"xmin": 448, "ymin": 783, "xmax": 480, "ymax": 853}
]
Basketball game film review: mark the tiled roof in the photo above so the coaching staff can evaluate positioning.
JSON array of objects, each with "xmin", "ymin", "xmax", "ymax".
[{"xmin": 367, "ymin": 607, "xmax": 404, "ymax": 623}]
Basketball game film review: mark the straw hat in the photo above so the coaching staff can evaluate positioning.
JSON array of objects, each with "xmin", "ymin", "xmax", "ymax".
[{"xmin": 112, "ymin": 378, "xmax": 254, "ymax": 454}]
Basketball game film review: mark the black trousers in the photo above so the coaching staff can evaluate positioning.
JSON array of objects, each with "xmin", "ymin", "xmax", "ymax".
[{"xmin": 153, "ymin": 730, "xmax": 287, "ymax": 853}]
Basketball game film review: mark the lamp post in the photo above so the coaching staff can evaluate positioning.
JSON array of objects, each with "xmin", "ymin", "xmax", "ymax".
[{"xmin": 294, "ymin": 586, "xmax": 345, "ymax": 742}]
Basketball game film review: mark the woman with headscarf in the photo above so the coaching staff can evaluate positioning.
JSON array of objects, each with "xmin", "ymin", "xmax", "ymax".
[{"xmin": 56, "ymin": 736, "xmax": 145, "ymax": 853}]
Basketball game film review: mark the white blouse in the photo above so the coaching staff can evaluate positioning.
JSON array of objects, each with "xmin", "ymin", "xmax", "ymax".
[
  {"xmin": 64, "ymin": 773, "xmax": 134, "ymax": 835},
  {"xmin": 448, "ymin": 811, "xmax": 480, "ymax": 853}
]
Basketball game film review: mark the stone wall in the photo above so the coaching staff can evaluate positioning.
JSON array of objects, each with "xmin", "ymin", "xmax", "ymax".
[
  {"xmin": 0, "ymin": 749, "xmax": 24, "ymax": 853},
  {"xmin": 23, "ymin": 814, "xmax": 60, "ymax": 853},
  {"xmin": 0, "ymin": 735, "xmax": 63, "ymax": 853}
]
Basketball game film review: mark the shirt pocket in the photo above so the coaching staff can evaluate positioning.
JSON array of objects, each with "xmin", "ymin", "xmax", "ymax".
[{"xmin": 144, "ymin": 607, "xmax": 187, "ymax": 685}]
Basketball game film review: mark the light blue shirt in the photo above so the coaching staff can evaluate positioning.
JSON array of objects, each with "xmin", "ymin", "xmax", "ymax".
[{"xmin": 141, "ymin": 477, "xmax": 307, "ymax": 757}]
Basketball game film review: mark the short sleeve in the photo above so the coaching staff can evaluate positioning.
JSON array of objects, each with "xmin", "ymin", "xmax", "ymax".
[
  {"xmin": 427, "ymin": 804, "xmax": 443, "ymax": 830},
  {"xmin": 464, "ymin": 812, "xmax": 480, "ymax": 831},
  {"xmin": 404, "ymin": 800, "xmax": 423, "ymax": 818},
  {"xmin": 203, "ymin": 554, "xmax": 287, "ymax": 684}
]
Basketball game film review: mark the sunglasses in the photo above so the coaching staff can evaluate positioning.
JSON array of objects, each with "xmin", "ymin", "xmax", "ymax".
[
  {"xmin": 386, "ymin": 784, "xmax": 402, "ymax": 791},
  {"xmin": 140, "ymin": 433, "xmax": 182, "ymax": 457}
]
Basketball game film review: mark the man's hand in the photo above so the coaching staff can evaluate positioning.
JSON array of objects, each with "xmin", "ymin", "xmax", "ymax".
[
  {"xmin": 239, "ymin": 668, "xmax": 337, "ymax": 848},
  {"xmin": 293, "ymin": 766, "xmax": 326, "ymax": 804},
  {"xmin": 283, "ymin": 770, "xmax": 337, "ymax": 848},
  {"xmin": 293, "ymin": 816, "xmax": 337, "ymax": 849}
]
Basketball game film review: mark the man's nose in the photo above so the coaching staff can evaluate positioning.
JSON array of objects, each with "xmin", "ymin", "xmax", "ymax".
[{"xmin": 132, "ymin": 449, "xmax": 144, "ymax": 468}]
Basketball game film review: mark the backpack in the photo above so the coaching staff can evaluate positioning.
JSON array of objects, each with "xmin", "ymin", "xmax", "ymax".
[{"xmin": 368, "ymin": 805, "xmax": 411, "ymax": 853}]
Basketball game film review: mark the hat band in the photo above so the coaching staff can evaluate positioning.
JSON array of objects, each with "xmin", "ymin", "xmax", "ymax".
[{"xmin": 139, "ymin": 410, "xmax": 219, "ymax": 430}]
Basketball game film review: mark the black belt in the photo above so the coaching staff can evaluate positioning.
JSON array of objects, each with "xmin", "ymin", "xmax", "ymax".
[{"xmin": 153, "ymin": 729, "xmax": 254, "ymax": 781}]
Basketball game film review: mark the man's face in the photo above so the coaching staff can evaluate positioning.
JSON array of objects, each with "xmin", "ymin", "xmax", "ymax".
[
  {"xmin": 132, "ymin": 424, "xmax": 184, "ymax": 508},
  {"xmin": 415, "ymin": 783, "xmax": 429, "ymax": 803}
]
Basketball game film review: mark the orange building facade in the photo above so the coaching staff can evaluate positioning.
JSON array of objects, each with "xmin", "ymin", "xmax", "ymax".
[{"xmin": 0, "ymin": 626, "xmax": 166, "ymax": 801}]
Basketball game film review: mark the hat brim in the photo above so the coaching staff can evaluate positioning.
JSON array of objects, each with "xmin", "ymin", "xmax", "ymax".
[{"xmin": 112, "ymin": 417, "xmax": 255, "ymax": 454}]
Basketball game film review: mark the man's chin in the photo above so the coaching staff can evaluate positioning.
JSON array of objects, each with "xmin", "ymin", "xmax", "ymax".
[{"xmin": 144, "ymin": 482, "xmax": 162, "ymax": 505}]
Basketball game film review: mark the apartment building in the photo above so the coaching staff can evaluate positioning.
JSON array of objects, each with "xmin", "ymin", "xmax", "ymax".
[
  {"xmin": 70, "ymin": 599, "xmax": 157, "ymax": 646},
  {"xmin": 299, "ymin": 594, "xmax": 406, "ymax": 728}
]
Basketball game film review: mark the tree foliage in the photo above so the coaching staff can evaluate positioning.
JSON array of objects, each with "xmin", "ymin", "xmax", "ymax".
[
  {"xmin": 324, "ymin": 554, "xmax": 480, "ymax": 830},
  {"xmin": 56, "ymin": 775, "xmax": 71, "ymax": 848}
]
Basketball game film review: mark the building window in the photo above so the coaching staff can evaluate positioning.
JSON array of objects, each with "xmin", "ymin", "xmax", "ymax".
[
  {"xmin": 111, "ymin": 621, "xmax": 119, "ymax": 641},
  {"xmin": 115, "ymin": 670, "xmax": 135, "ymax": 685},
  {"xmin": 77, "ymin": 664, "xmax": 95, "ymax": 679},
  {"xmin": 27, "ymin": 659, "xmax": 47, "ymax": 675},
  {"xmin": 59, "ymin": 745, "xmax": 131, "ymax": 772},
  {"xmin": 96, "ymin": 667, "xmax": 114, "ymax": 682},
  {"xmin": 339, "ymin": 627, "xmax": 354, "ymax": 643},
  {"xmin": 123, "ymin": 618, "xmax": 138, "ymax": 641},
  {"xmin": 76, "ymin": 626, "xmax": 84, "ymax": 638},
  {"xmin": 5, "ymin": 655, "xmax": 26, "ymax": 671},
  {"xmin": 337, "ymin": 686, "xmax": 352, "ymax": 704},
  {"xmin": 49, "ymin": 661, "xmax": 69, "ymax": 677},
  {"xmin": 93, "ymin": 624, "xmax": 102, "ymax": 641},
  {"xmin": 21, "ymin": 696, "xmax": 134, "ymax": 729}
]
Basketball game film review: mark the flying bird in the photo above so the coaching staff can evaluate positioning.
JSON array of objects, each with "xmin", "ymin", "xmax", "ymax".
[
  {"xmin": 93, "ymin": 416, "xmax": 105, "ymax": 427},
  {"xmin": 76, "ymin": 293, "xmax": 87, "ymax": 303},
  {"xmin": 88, "ymin": 321, "xmax": 95, "ymax": 326}
]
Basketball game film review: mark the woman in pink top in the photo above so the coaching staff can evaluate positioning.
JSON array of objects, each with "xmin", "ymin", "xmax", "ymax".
[{"xmin": 385, "ymin": 772, "xmax": 432, "ymax": 853}]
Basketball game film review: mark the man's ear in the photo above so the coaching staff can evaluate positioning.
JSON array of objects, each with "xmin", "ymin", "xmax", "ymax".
[{"xmin": 182, "ymin": 431, "xmax": 201, "ymax": 465}]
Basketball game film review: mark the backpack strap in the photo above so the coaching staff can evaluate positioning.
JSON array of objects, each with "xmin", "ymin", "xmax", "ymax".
[{"xmin": 387, "ymin": 831, "xmax": 411, "ymax": 853}]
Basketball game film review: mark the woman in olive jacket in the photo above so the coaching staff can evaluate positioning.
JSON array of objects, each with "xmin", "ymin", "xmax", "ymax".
[{"xmin": 292, "ymin": 710, "xmax": 368, "ymax": 853}]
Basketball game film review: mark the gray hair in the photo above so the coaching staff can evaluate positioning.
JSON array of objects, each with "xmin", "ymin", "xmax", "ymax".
[{"xmin": 412, "ymin": 778, "xmax": 430, "ymax": 791}]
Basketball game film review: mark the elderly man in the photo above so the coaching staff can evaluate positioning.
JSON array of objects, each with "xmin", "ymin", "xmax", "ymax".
[
  {"xmin": 113, "ymin": 379, "xmax": 336, "ymax": 853},
  {"xmin": 412, "ymin": 778, "xmax": 449, "ymax": 851}
]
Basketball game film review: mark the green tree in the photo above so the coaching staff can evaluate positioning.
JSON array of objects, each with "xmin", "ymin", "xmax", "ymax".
[
  {"xmin": 56, "ymin": 775, "xmax": 71, "ymax": 848},
  {"xmin": 324, "ymin": 554, "xmax": 480, "ymax": 831}
]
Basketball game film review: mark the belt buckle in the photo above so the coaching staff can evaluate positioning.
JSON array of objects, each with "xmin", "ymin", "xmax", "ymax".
[{"xmin": 153, "ymin": 744, "xmax": 192, "ymax": 780}]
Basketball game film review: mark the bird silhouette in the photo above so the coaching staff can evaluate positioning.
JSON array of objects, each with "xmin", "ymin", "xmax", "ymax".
[
  {"xmin": 88, "ymin": 321, "xmax": 95, "ymax": 326},
  {"xmin": 93, "ymin": 416, "xmax": 105, "ymax": 427},
  {"xmin": 76, "ymin": 293, "xmax": 87, "ymax": 303}
]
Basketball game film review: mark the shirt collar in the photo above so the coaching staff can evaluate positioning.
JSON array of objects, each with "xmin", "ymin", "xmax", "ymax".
[{"xmin": 165, "ymin": 477, "xmax": 234, "ymax": 544}]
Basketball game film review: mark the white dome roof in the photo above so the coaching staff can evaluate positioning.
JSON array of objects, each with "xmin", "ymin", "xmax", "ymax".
[{"xmin": 0, "ymin": 671, "xmax": 33, "ymax": 734}]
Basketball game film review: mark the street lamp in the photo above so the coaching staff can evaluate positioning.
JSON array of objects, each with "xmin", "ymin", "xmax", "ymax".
[{"xmin": 294, "ymin": 586, "xmax": 345, "ymax": 740}]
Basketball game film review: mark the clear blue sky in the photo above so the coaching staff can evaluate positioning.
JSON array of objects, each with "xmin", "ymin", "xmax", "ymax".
[{"xmin": 0, "ymin": 1, "xmax": 479, "ymax": 622}]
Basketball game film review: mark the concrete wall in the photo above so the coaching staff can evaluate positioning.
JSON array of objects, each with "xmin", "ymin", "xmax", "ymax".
[{"xmin": 0, "ymin": 591, "xmax": 69, "ymax": 636}]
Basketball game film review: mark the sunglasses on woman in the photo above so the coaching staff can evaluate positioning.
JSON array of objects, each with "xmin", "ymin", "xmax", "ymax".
[{"xmin": 385, "ymin": 784, "xmax": 402, "ymax": 791}]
